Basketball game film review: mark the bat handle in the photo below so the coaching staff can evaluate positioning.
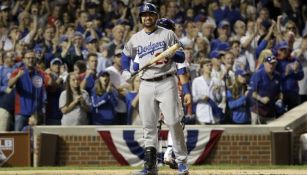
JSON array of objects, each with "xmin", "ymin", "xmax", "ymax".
[
  {"xmin": 130, "ymin": 71, "xmax": 139, "ymax": 79},
  {"xmin": 127, "ymin": 69, "xmax": 143, "ymax": 83}
]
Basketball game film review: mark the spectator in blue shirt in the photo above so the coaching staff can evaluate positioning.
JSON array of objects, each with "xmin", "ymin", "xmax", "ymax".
[
  {"xmin": 9, "ymin": 50, "xmax": 50, "ymax": 131},
  {"xmin": 255, "ymin": 20, "xmax": 276, "ymax": 59},
  {"xmin": 227, "ymin": 69, "xmax": 251, "ymax": 124},
  {"xmin": 62, "ymin": 32, "xmax": 84, "ymax": 72},
  {"xmin": 81, "ymin": 52, "xmax": 98, "ymax": 94},
  {"xmin": 249, "ymin": 55, "xmax": 283, "ymax": 124},
  {"xmin": 35, "ymin": 26, "xmax": 56, "ymax": 68},
  {"xmin": 275, "ymin": 41, "xmax": 304, "ymax": 110},
  {"xmin": 90, "ymin": 71, "xmax": 117, "ymax": 125},
  {"xmin": 45, "ymin": 58, "xmax": 65, "ymax": 125}
]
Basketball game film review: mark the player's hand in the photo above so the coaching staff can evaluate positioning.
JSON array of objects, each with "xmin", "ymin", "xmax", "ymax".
[
  {"xmin": 183, "ymin": 94, "xmax": 191, "ymax": 106},
  {"xmin": 180, "ymin": 116, "xmax": 186, "ymax": 130},
  {"xmin": 122, "ymin": 70, "xmax": 131, "ymax": 81}
]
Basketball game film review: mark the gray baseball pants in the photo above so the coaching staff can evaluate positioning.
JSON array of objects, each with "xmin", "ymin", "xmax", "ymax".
[{"xmin": 139, "ymin": 75, "xmax": 188, "ymax": 163}]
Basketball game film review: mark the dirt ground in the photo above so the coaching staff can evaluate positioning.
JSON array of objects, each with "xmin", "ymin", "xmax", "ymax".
[{"xmin": 0, "ymin": 169, "xmax": 306, "ymax": 175}]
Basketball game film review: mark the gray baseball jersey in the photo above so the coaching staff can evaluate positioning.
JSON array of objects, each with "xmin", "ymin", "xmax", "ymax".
[
  {"xmin": 124, "ymin": 26, "xmax": 188, "ymax": 165},
  {"xmin": 123, "ymin": 26, "xmax": 179, "ymax": 79}
]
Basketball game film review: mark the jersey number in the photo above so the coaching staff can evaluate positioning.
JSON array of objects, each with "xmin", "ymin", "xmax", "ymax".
[{"xmin": 154, "ymin": 52, "xmax": 169, "ymax": 65}]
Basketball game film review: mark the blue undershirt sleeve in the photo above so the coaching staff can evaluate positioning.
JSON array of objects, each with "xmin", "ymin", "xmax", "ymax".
[
  {"xmin": 121, "ymin": 53, "xmax": 132, "ymax": 71},
  {"xmin": 172, "ymin": 51, "xmax": 185, "ymax": 63}
]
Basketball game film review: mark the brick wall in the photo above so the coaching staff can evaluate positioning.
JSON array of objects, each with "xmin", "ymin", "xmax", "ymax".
[
  {"xmin": 35, "ymin": 130, "xmax": 272, "ymax": 166},
  {"xmin": 206, "ymin": 134, "xmax": 271, "ymax": 165},
  {"xmin": 37, "ymin": 135, "xmax": 120, "ymax": 166}
]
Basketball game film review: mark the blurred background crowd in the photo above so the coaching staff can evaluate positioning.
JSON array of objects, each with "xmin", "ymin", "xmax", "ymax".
[{"xmin": 0, "ymin": 0, "xmax": 307, "ymax": 131}]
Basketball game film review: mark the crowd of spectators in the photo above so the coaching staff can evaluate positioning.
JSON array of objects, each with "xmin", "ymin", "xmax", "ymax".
[{"xmin": 0, "ymin": 0, "xmax": 307, "ymax": 131}]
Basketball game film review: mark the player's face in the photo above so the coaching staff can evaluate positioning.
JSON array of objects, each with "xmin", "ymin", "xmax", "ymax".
[{"xmin": 141, "ymin": 12, "xmax": 158, "ymax": 28}]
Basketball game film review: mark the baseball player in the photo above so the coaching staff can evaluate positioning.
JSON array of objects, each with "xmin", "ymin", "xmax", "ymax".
[
  {"xmin": 156, "ymin": 18, "xmax": 192, "ymax": 169},
  {"xmin": 121, "ymin": 3, "xmax": 189, "ymax": 175}
]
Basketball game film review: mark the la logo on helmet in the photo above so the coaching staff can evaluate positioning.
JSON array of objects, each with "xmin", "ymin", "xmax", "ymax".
[{"xmin": 144, "ymin": 5, "xmax": 150, "ymax": 11}]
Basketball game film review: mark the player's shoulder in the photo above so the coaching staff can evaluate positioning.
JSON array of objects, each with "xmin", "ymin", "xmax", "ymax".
[
  {"xmin": 128, "ymin": 29, "xmax": 153, "ymax": 43},
  {"xmin": 133, "ymin": 29, "xmax": 144, "ymax": 36},
  {"xmin": 128, "ymin": 32, "xmax": 138, "ymax": 41}
]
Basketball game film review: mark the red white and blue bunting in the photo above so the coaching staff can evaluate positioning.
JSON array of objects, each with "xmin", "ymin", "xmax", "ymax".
[{"xmin": 97, "ymin": 127, "xmax": 223, "ymax": 166}]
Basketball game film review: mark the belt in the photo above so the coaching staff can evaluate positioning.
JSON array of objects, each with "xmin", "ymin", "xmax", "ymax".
[{"xmin": 141, "ymin": 74, "xmax": 173, "ymax": 82}]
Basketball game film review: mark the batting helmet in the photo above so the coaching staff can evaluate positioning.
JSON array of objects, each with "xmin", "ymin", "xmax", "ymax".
[
  {"xmin": 157, "ymin": 18, "xmax": 175, "ymax": 31},
  {"xmin": 139, "ymin": 3, "xmax": 158, "ymax": 22}
]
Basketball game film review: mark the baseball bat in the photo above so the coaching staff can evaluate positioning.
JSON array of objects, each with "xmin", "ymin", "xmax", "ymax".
[{"xmin": 130, "ymin": 42, "xmax": 182, "ymax": 79}]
